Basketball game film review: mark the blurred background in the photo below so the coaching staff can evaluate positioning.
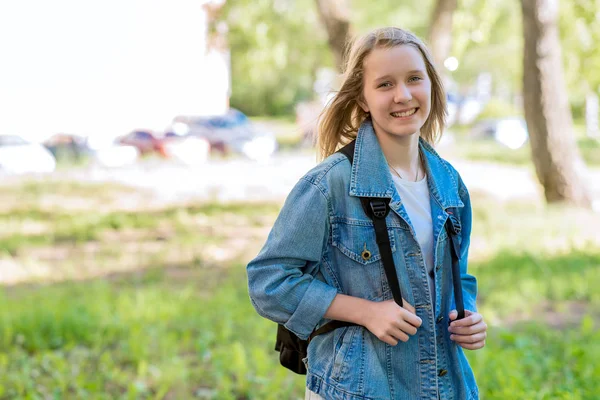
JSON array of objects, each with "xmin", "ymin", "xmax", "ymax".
[{"xmin": 0, "ymin": 0, "xmax": 599, "ymax": 398}]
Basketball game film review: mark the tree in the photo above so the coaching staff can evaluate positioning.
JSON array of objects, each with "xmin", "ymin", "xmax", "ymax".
[
  {"xmin": 559, "ymin": 0, "xmax": 600, "ymax": 118},
  {"xmin": 314, "ymin": 0, "xmax": 351, "ymax": 72},
  {"xmin": 428, "ymin": 0, "xmax": 458, "ymax": 70},
  {"xmin": 520, "ymin": 0, "xmax": 591, "ymax": 207},
  {"xmin": 450, "ymin": 0, "xmax": 522, "ymax": 96},
  {"xmin": 220, "ymin": 0, "xmax": 331, "ymax": 115}
]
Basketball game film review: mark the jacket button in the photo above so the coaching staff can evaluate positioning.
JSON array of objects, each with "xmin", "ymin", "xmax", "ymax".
[
  {"xmin": 436, "ymin": 315, "xmax": 443, "ymax": 323},
  {"xmin": 438, "ymin": 369, "xmax": 448, "ymax": 377}
]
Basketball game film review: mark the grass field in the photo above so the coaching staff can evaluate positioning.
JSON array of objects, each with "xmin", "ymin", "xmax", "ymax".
[{"xmin": 0, "ymin": 178, "xmax": 599, "ymax": 399}]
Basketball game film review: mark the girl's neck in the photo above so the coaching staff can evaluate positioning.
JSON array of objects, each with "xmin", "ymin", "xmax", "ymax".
[{"xmin": 376, "ymin": 130, "xmax": 422, "ymax": 180}]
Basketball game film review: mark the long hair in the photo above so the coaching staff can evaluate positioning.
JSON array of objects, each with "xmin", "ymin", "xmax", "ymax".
[{"xmin": 317, "ymin": 27, "xmax": 447, "ymax": 160}]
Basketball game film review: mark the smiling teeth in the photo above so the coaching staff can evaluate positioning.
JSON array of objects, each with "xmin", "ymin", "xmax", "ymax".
[{"xmin": 391, "ymin": 108, "xmax": 417, "ymax": 117}]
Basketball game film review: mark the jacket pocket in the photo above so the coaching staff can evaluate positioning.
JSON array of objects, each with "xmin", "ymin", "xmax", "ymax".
[
  {"xmin": 331, "ymin": 325, "xmax": 360, "ymax": 383},
  {"xmin": 332, "ymin": 219, "xmax": 397, "ymax": 265}
]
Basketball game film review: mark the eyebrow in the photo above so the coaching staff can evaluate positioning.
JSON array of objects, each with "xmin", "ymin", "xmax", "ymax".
[{"xmin": 373, "ymin": 69, "xmax": 426, "ymax": 82}]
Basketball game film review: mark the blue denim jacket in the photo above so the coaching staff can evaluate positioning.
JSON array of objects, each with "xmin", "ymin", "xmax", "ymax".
[{"xmin": 247, "ymin": 121, "xmax": 479, "ymax": 400}]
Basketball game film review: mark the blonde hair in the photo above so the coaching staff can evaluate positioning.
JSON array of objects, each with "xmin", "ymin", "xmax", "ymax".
[{"xmin": 317, "ymin": 27, "xmax": 447, "ymax": 160}]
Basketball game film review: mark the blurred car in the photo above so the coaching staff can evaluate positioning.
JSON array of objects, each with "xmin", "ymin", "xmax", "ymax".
[
  {"xmin": 43, "ymin": 133, "xmax": 91, "ymax": 162},
  {"xmin": 117, "ymin": 130, "xmax": 167, "ymax": 156},
  {"xmin": 470, "ymin": 117, "xmax": 529, "ymax": 149},
  {"xmin": 0, "ymin": 135, "xmax": 56, "ymax": 174},
  {"xmin": 168, "ymin": 108, "xmax": 277, "ymax": 161},
  {"xmin": 117, "ymin": 130, "xmax": 210, "ymax": 165}
]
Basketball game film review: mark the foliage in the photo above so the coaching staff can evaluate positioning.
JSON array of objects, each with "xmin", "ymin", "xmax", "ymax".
[
  {"xmin": 220, "ymin": 0, "xmax": 332, "ymax": 116},
  {"xmin": 579, "ymin": 137, "xmax": 600, "ymax": 165},
  {"xmin": 221, "ymin": 0, "xmax": 600, "ymax": 121},
  {"xmin": 451, "ymin": 0, "xmax": 523, "ymax": 95},
  {"xmin": 475, "ymin": 97, "xmax": 523, "ymax": 120},
  {"xmin": 560, "ymin": 0, "xmax": 600, "ymax": 104}
]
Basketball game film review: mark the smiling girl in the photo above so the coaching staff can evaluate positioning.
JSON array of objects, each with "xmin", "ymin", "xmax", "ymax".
[{"xmin": 247, "ymin": 27, "xmax": 486, "ymax": 400}]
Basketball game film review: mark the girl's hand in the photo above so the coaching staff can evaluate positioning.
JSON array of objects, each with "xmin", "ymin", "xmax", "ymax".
[
  {"xmin": 363, "ymin": 299, "xmax": 422, "ymax": 346},
  {"xmin": 448, "ymin": 310, "xmax": 487, "ymax": 350}
]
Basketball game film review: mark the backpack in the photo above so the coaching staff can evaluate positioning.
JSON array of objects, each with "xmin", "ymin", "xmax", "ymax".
[{"xmin": 274, "ymin": 140, "xmax": 465, "ymax": 375}]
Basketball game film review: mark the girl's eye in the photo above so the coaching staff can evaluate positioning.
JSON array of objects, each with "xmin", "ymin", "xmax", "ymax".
[
  {"xmin": 377, "ymin": 82, "xmax": 392, "ymax": 88},
  {"xmin": 408, "ymin": 76, "xmax": 423, "ymax": 83}
]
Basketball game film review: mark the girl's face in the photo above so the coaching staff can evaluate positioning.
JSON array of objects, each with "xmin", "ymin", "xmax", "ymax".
[{"xmin": 360, "ymin": 45, "xmax": 432, "ymax": 141}]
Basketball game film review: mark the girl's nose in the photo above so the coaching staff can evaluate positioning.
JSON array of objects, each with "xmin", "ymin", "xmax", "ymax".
[{"xmin": 394, "ymin": 85, "xmax": 412, "ymax": 103}]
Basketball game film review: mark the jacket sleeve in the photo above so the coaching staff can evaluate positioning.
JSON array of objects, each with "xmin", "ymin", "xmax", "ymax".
[
  {"xmin": 246, "ymin": 177, "xmax": 339, "ymax": 340},
  {"xmin": 453, "ymin": 173, "xmax": 478, "ymax": 313}
]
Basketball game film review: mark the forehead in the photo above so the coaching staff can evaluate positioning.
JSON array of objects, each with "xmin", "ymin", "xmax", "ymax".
[{"xmin": 363, "ymin": 45, "xmax": 427, "ymax": 79}]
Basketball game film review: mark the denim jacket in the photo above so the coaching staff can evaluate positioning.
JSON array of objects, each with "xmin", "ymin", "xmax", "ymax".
[{"xmin": 247, "ymin": 121, "xmax": 479, "ymax": 400}]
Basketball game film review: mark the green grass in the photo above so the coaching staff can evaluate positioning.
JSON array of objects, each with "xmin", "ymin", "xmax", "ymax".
[
  {"xmin": 0, "ymin": 180, "xmax": 599, "ymax": 398},
  {"xmin": 0, "ymin": 203, "xmax": 279, "ymax": 257},
  {"xmin": 0, "ymin": 267, "xmax": 300, "ymax": 399},
  {"xmin": 469, "ymin": 320, "xmax": 599, "ymax": 399}
]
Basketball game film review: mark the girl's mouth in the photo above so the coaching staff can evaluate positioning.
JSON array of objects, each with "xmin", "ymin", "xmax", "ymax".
[{"xmin": 390, "ymin": 108, "xmax": 418, "ymax": 118}]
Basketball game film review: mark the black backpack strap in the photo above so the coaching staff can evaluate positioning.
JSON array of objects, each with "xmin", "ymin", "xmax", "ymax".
[
  {"xmin": 308, "ymin": 320, "xmax": 355, "ymax": 342},
  {"xmin": 359, "ymin": 197, "xmax": 403, "ymax": 307},
  {"xmin": 338, "ymin": 140, "xmax": 356, "ymax": 164},
  {"xmin": 339, "ymin": 140, "xmax": 403, "ymax": 306},
  {"xmin": 446, "ymin": 211, "xmax": 465, "ymax": 320}
]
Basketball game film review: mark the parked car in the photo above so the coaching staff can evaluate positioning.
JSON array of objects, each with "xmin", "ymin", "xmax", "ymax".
[
  {"xmin": 43, "ymin": 133, "xmax": 91, "ymax": 162},
  {"xmin": 117, "ymin": 130, "xmax": 167, "ymax": 156},
  {"xmin": 0, "ymin": 135, "xmax": 56, "ymax": 174},
  {"xmin": 117, "ymin": 130, "xmax": 210, "ymax": 165},
  {"xmin": 470, "ymin": 117, "xmax": 529, "ymax": 149},
  {"xmin": 168, "ymin": 108, "xmax": 277, "ymax": 161}
]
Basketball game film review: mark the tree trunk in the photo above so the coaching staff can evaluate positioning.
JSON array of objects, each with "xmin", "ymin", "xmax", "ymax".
[
  {"xmin": 520, "ymin": 0, "xmax": 591, "ymax": 207},
  {"xmin": 428, "ymin": 0, "xmax": 457, "ymax": 70},
  {"xmin": 314, "ymin": 0, "xmax": 351, "ymax": 72}
]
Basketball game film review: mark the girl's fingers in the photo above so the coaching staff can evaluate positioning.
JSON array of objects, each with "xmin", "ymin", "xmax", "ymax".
[
  {"xmin": 404, "ymin": 312, "xmax": 423, "ymax": 328},
  {"xmin": 382, "ymin": 335, "xmax": 399, "ymax": 346},
  {"xmin": 449, "ymin": 321, "xmax": 487, "ymax": 335},
  {"xmin": 394, "ymin": 319, "xmax": 418, "ymax": 336},
  {"xmin": 449, "ymin": 312, "xmax": 482, "ymax": 328},
  {"xmin": 449, "ymin": 309, "xmax": 473, "ymax": 320},
  {"xmin": 391, "ymin": 329, "xmax": 410, "ymax": 343},
  {"xmin": 380, "ymin": 327, "xmax": 414, "ymax": 346},
  {"xmin": 401, "ymin": 298, "xmax": 416, "ymax": 314},
  {"xmin": 450, "ymin": 331, "xmax": 487, "ymax": 344},
  {"xmin": 456, "ymin": 340, "xmax": 486, "ymax": 350}
]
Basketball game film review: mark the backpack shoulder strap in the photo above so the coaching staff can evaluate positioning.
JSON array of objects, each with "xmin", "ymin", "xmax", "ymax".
[
  {"xmin": 336, "ymin": 140, "xmax": 403, "ymax": 307},
  {"xmin": 445, "ymin": 211, "xmax": 465, "ymax": 320},
  {"xmin": 338, "ymin": 140, "xmax": 356, "ymax": 164}
]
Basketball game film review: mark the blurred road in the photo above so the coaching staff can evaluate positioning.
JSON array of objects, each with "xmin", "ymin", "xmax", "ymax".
[{"xmin": 52, "ymin": 151, "xmax": 600, "ymax": 208}]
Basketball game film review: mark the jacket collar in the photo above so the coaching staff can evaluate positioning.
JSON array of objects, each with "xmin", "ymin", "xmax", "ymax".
[{"xmin": 348, "ymin": 119, "xmax": 463, "ymax": 209}]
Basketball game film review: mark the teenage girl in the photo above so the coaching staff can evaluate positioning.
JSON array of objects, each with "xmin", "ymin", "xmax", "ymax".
[{"xmin": 247, "ymin": 27, "xmax": 487, "ymax": 400}]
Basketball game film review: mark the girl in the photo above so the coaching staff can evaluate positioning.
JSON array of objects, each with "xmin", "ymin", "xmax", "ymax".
[{"xmin": 247, "ymin": 27, "xmax": 486, "ymax": 400}]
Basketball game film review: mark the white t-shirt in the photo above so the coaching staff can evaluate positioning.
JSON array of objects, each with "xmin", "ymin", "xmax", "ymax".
[{"xmin": 390, "ymin": 173, "xmax": 435, "ymax": 302}]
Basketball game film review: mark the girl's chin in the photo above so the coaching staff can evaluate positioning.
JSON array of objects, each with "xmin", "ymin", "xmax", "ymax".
[
  {"xmin": 387, "ymin": 122, "xmax": 422, "ymax": 135},
  {"xmin": 372, "ymin": 118, "xmax": 423, "ymax": 137}
]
